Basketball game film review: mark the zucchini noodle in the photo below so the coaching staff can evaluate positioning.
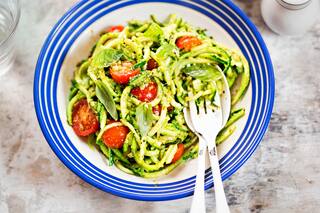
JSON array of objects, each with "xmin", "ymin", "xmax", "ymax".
[{"xmin": 67, "ymin": 15, "xmax": 250, "ymax": 178}]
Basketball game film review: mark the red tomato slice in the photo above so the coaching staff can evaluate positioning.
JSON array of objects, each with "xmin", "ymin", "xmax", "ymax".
[
  {"xmin": 147, "ymin": 58, "xmax": 159, "ymax": 70},
  {"xmin": 102, "ymin": 125, "xmax": 129, "ymax": 149},
  {"xmin": 131, "ymin": 82, "xmax": 158, "ymax": 102},
  {"xmin": 109, "ymin": 61, "xmax": 140, "ymax": 84},
  {"xmin": 107, "ymin": 25, "xmax": 124, "ymax": 32},
  {"xmin": 172, "ymin": 143, "xmax": 185, "ymax": 163},
  {"xmin": 72, "ymin": 99, "xmax": 99, "ymax": 137},
  {"xmin": 176, "ymin": 36, "xmax": 202, "ymax": 51}
]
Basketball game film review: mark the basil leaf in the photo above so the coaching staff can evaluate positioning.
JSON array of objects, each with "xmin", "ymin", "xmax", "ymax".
[
  {"xmin": 182, "ymin": 64, "xmax": 222, "ymax": 81},
  {"xmin": 136, "ymin": 104, "xmax": 154, "ymax": 136},
  {"xmin": 91, "ymin": 48, "xmax": 122, "ymax": 69},
  {"xmin": 144, "ymin": 23, "xmax": 163, "ymax": 41},
  {"xmin": 95, "ymin": 80, "xmax": 118, "ymax": 120}
]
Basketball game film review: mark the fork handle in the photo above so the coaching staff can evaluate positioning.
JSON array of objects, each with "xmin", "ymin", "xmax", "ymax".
[
  {"xmin": 207, "ymin": 139, "xmax": 230, "ymax": 213},
  {"xmin": 190, "ymin": 137, "xmax": 207, "ymax": 213}
]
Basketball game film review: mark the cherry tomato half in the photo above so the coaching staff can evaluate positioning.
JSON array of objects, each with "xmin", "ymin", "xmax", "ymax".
[
  {"xmin": 147, "ymin": 58, "xmax": 159, "ymax": 70},
  {"xmin": 72, "ymin": 99, "xmax": 99, "ymax": 137},
  {"xmin": 107, "ymin": 25, "xmax": 124, "ymax": 32},
  {"xmin": 102, "ymin": 125, "xmax": 129, "ymax": 149},
  {"xmin": 131, "ymin": 81, "xmax": 158, "ymax": 102},
  {"xmin": 176, "ymin": 36, "xmax": 202, "ymax": 51},
  {"xmin": 172, "ymin": 143, "xmax": 185, "ymax": 163},
  {"xmin": 109, "ymin": 61, "xmax": 140, "ymax": 84}
]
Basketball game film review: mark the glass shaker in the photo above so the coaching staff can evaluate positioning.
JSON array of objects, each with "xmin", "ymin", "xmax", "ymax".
[{"xmin": 261, "ymin": 0, "xmax": 320, "ymax": 35}]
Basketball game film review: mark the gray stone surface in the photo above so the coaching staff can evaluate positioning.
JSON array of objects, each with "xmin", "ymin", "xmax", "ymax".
[{"xmin": 0, "ymin": 0, "xmax": 319, "ymax": 212}]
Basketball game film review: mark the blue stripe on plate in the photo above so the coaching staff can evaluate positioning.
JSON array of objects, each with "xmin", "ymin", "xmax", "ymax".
[{"xmin": 34, "ymin": 0, "xmax": 274, "ymax": 201}]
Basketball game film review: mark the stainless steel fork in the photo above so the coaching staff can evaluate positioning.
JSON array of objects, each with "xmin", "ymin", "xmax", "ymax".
[{"xmin": 186, "ymin": 86, "xmax": 231, "ymax": 213}]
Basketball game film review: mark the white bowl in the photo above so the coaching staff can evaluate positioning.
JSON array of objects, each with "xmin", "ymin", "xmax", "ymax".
[{"xmin": 34, "ymin": 0, "xmax": 274, "ymax": 201}]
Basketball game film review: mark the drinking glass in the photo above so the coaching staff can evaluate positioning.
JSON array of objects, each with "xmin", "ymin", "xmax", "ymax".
[{"xmin": 0, "ymin": 0, "xmax": 20, "ymax": 76}]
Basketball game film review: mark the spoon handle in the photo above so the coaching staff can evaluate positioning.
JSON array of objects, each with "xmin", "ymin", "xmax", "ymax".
[
  {"xmin": 190, "ymin": 137, "xmax": 207, "ymax": 213},
  {"xmin": 207, "ymin": 138, "xmax": 230, "ymax": 213}
]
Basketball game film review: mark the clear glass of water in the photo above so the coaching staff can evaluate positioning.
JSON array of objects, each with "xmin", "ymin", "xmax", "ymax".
[{"xmin": 0, "ymin": 0, "xmax": 20, "ymax": 76}]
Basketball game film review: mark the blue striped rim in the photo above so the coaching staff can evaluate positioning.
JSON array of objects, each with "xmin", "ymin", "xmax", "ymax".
[
  {"xmin": 34, "ymin": 0, "xmax": 270, "ymax": 200},
  {"xmin": 34, "ymin": 0, "xmax": 274, "ymax": 201}
]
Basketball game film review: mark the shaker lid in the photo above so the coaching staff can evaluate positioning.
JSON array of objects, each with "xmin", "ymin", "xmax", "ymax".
[
  {"xmin": 283, "ymin": 0, "xmax": 309, "ymax": 4},
  {"xmin": 278, "ymin": 0, "xmax": 312, "ymax": 9}
]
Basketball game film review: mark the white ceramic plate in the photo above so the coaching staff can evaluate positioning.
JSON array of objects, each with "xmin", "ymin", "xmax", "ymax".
[{"xmin": 34, "ymin": 0, "xmax": 274, "ymax": 201}]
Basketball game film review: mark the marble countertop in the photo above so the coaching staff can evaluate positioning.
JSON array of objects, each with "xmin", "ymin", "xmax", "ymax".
[{"xmin": 0, "ymin": 0, "xmax": 319, "ymax": 212}]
